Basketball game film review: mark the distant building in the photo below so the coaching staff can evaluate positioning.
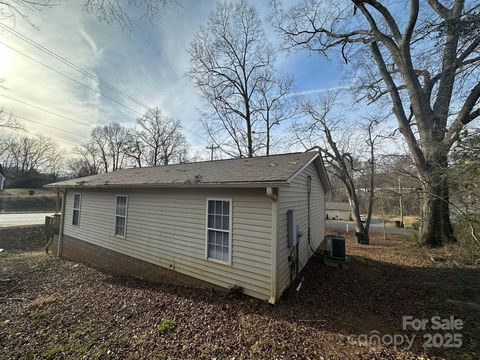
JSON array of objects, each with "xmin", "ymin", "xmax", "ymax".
[
  {"xmin": 0, "ymin": 165, "xmax": 5, "ymax": 190},
  {"xmin": 326, "ymin": 201, "xmax": 352, "ymax": 221}
]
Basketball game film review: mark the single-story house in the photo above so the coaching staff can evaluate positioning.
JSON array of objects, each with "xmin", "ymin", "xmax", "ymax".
[
  {"xmin": 325, "ymin": 201, "xmax": 352, "ymax": 221},
  {"xmin": 47, "ymin": 152, "xmax": 331, "ymax": 303}
]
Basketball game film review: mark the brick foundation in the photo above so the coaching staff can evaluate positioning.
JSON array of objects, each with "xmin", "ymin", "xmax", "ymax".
[{"xmin": 59, "ymin": 234, "xmax": 222, "ymax": 291}]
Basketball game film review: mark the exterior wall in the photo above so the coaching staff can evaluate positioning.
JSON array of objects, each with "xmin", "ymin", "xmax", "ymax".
[
  {"xmin": 277, "ymin": 162, "xmax": 326, "ymax": 296},
  {"xmin": 325, "ymin": 209, "xmax": 351, "ymax": 221},
  {"xmin": 62, "ymin": 187, "xmax": 273, "ymax": 301}
]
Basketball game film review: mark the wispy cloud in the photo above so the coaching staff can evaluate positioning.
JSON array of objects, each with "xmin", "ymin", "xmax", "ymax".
[
  {"xmin": 0, "ymin": 0, "xmax": 351, "ymax": 157},
  {"xmin": 288, "ymin": 85, "xmax": 351, "ymax": 97}
]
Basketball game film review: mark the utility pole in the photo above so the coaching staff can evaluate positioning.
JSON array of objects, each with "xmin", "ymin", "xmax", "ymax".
[
  {"xmin": 398, "ymin": 176, "xmax": 404, "ymax": 228},
  {"xmin": 206, "ymin": 144, "xmax": 219, "ymax": 161}
]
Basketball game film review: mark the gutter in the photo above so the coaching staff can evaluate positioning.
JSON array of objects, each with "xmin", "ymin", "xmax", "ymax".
[
  {"xmin": 56, "ymin": 189, "xmax": 66, "ymax": 258},
  {"xmin": 44, "ymin": 181, "xmax": 291, "ymax": 190},
  {"xmin": 266, "ymin": 186, "xmax": 278, "ymax": 304}
]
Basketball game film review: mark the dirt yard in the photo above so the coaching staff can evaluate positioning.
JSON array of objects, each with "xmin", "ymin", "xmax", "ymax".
[{"xmin": 0, "ymin": 233, "xmax": 479, "ymax": 359}]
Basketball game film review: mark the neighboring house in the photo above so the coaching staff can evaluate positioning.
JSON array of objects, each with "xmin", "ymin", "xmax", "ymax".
[
  {"xmin": 47, "ymin": 152, "xmax": 331, "ymax": 303},
  {"xmin": 326, "ymin": 201, "xmax": 352, "ymax": 221},
  {"xmin": 0, "ymin": 165, "xmax": 5, "ymax": 190}
]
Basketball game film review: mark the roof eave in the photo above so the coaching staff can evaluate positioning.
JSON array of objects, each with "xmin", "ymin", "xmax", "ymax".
[{"xmin": 44, "ymin": 181, "xmax": 291, "ymax": 190}]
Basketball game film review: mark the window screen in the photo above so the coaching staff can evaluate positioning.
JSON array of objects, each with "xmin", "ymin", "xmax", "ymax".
[
  {"xmin": 72, "ymin": 194, "xmax": 81, "ymax": 226},
  {"xmin": 206, "ymin": 199, "xmax": 231, "ymax": 262},
  {"xmin": 115, "ymin": 195, "xmax": 128, "ymax": 237}
]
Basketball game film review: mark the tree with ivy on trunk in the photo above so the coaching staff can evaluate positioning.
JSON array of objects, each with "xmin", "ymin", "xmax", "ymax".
[{"xmin": 272, "ymin": 0, "xmax": 480, "ymax": 246}]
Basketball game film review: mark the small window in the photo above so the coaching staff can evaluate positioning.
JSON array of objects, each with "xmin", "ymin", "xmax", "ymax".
[
  {"xmin": 72, "ymin": 193, "xmax": 81, "ymax": 226},
  {"xmin": 115, "ymin": 195, "xmax": 128, "ymax": 237},
  {"xmin": 206, "ymin": 199, "xmax": 231, "ymax": 263}
]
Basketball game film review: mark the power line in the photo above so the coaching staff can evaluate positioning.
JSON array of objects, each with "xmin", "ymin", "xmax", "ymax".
[
  {"xmin": 206, "ymin": 144, "xmax": 219, "ymax": 161},
  {"xmin": 0, "ymin": 34, "xmax": 209, "ymax": 145},
  {"xmin": 0, "ymin": 40, "xmax": 144, "ymax": 117},
  {"xmin": 0, "ymin": 23, "xmax": 151, "ymax": 111},
  {"xmin": 14, "ymin": 114, "xmax": 91, "ymax": 141},
  {"xmin": 0, "ymin": 93, "xmax": 93, "ymax": 128},
  {"xmin": 1, "ymin": 91, "xmax": 209, "ymax": 146}
]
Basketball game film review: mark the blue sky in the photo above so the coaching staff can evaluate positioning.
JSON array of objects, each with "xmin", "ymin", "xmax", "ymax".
[{"xmin": 0, "ymin": 0, "xmax": 350, "ymax": 156}]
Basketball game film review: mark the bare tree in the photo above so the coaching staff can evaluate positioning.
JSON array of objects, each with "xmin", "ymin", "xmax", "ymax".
[
  {"xmin": 0, "ymin": 0, "xmax": 54, "ymax": 27},
  {"xmin": 135, "ymin": 107, "xmax": 188, "ymax": 166},
  {"xmin": 126, "ymin": 137, "xmax": 145, "ymax": 168},
  {"xmin": 69, "ymin": 141, "xmax": 101, "ymax": 177},
  {"xmin": 0, "ymin": 133, "xmax": 58, "ymax": 174},
  {"xmin": 103, "ymin": 122, "xmax": 131, "ymax": 171},
  {"xmin": 91, "ymin": 126, "xmax": 111, "ymax": 173},
  {"xmin": 273, "ymin": 0, "xmax": 480, "ymax": 246},
  {"xmin": 0, "ymin": 108, "xmax": 23, "ymax": 131},
  {"xmin": 257, "ymin": 73, "xmax": 297, "ymax": 155},
  {"xmin": 363, "ymin": 117, "xmax": 380, "ymax": 235},
  {"xmin": 294, "ymin": 95, "xmax": 379, "ymax": 243},
  {"xmin": 83, "ymin": 0, "xmax": 179, "ymax": 30},
  {"xmin": 0, "ymin": 0, "xmax": 179, "ymax": 29},
  {"xmin": 188, "ymin": 0, "xmax": 276, "ymax": 158},
  {"xmin": 89, "ymin": 123, "xmax": 131, "ymax": 172},
  {"xmin": 46, "ymin": 149, "xmax": 65, "ymax": 182}
]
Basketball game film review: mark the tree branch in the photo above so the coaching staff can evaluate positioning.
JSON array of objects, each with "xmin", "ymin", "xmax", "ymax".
[{"xmin": 444, "ymin": 81, "xmax": 480, "ymax": 149}]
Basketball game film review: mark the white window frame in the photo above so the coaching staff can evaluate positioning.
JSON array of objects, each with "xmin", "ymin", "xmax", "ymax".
[
  {"xmin": 205, "ymin": 198, "xmax": 232, "ymax": 265},
  {"xmin": 114, "ymin": 194, "xmax": 128, "ymax": 239},
  {"xmin": 72, "ymin": 193, "xmax": 81, "ymax": 226}
]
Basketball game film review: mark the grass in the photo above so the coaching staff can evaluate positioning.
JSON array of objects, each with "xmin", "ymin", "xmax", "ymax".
[
  {"xmin": 1, "ymin": 233, "xmax": 479, "ymax": 359},
  {"xmin": 155, "ymin": 319, "xmax": 177, "ymax": 332},
  {"xmin": 42, "ymin": 344, "xmax": 65, "ymax": 359},
  {"xmin": 0, "ymin": 193, "xmax": 57, "ymax": 212},
  {"xmin": 27, "ymin": 295, "xmax": 58, "ymax": 309},
  {"xmin": 0, "ymin": 188, "xmax": 56, "ymax": 197},
  {"xmin": 385, "ymin": 215, "xmax": 419, "ymax": 228}
]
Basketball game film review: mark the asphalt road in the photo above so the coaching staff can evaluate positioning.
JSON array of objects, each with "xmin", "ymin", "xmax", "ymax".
[
  {"xmin": 326, "ymin": 219, "xmax": 412, "ymax": 235},
  {"xmin": 0, "ymin": 212, "xmax": 54, "ymax": 227}
]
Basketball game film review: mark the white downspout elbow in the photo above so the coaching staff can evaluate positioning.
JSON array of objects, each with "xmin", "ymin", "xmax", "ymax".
[{"xmin": 266, "ymin": 186, "xmax": 277, "ymax": 201}]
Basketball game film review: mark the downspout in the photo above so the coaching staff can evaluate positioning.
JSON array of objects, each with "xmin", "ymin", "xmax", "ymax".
[
  {"xmin": 307, "ymin": 176, "xmax": 311, "ymax": 247},
  {"xmin": 266, "ymin": 186, "xmax": 278, "ymax": 304},
  {"xmin": 57, "ymin": 189, "xmax": 66, "ymax": 258},
  {"xmin": 307, "ymin": 175, "xmax": 318, "ymax": 254}
]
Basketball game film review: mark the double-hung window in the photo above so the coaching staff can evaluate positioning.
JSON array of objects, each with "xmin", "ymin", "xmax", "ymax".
[
  {"xmin": 115, "ymin": 195, "xmax": 128, "ymax": 237},
  {"xmin": 206, "ymin": 199, "xmax": 231, "ymax": 263},
  {"xmin": 72, "ymin": 193, "xmax": 81, "ymax": 226}
]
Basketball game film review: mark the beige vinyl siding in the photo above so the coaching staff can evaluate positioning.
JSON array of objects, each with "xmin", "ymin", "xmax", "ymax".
[
  {"xmin": 63, "ymin": 188, "xmax": 273, "ymax": 301},
  {"xmin": 277, "ymin": 162, "xmax": 326, "ymax": 296}
]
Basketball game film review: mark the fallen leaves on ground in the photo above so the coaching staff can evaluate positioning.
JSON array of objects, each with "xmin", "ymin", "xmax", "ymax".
[{"xmin": 0, "ymin": 234, "xmax": 478, "ymax": 359}]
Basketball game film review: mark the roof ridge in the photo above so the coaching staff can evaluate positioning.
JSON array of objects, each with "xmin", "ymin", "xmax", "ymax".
[
  {"xmin": 115, "ymin": 151, "xmax": 317, "ymax": 173},
  {"xmin": 46, "ymin": 151, "xmax": 325, "ymax": 189}
]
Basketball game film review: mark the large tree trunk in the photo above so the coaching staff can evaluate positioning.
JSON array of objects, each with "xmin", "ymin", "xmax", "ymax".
[
  {"xmin": 419, "ymin": 147, "xmax": 456, "ymax": 246},
  {"xmin": 420, "ymin": 178, "xmax": 455, "ymax": 247}
]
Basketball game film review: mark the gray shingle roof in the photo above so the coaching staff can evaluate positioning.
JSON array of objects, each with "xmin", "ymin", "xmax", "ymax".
[{"xmin": 47, "ymin": 152, "xmax": 325, "ymax": 189}]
